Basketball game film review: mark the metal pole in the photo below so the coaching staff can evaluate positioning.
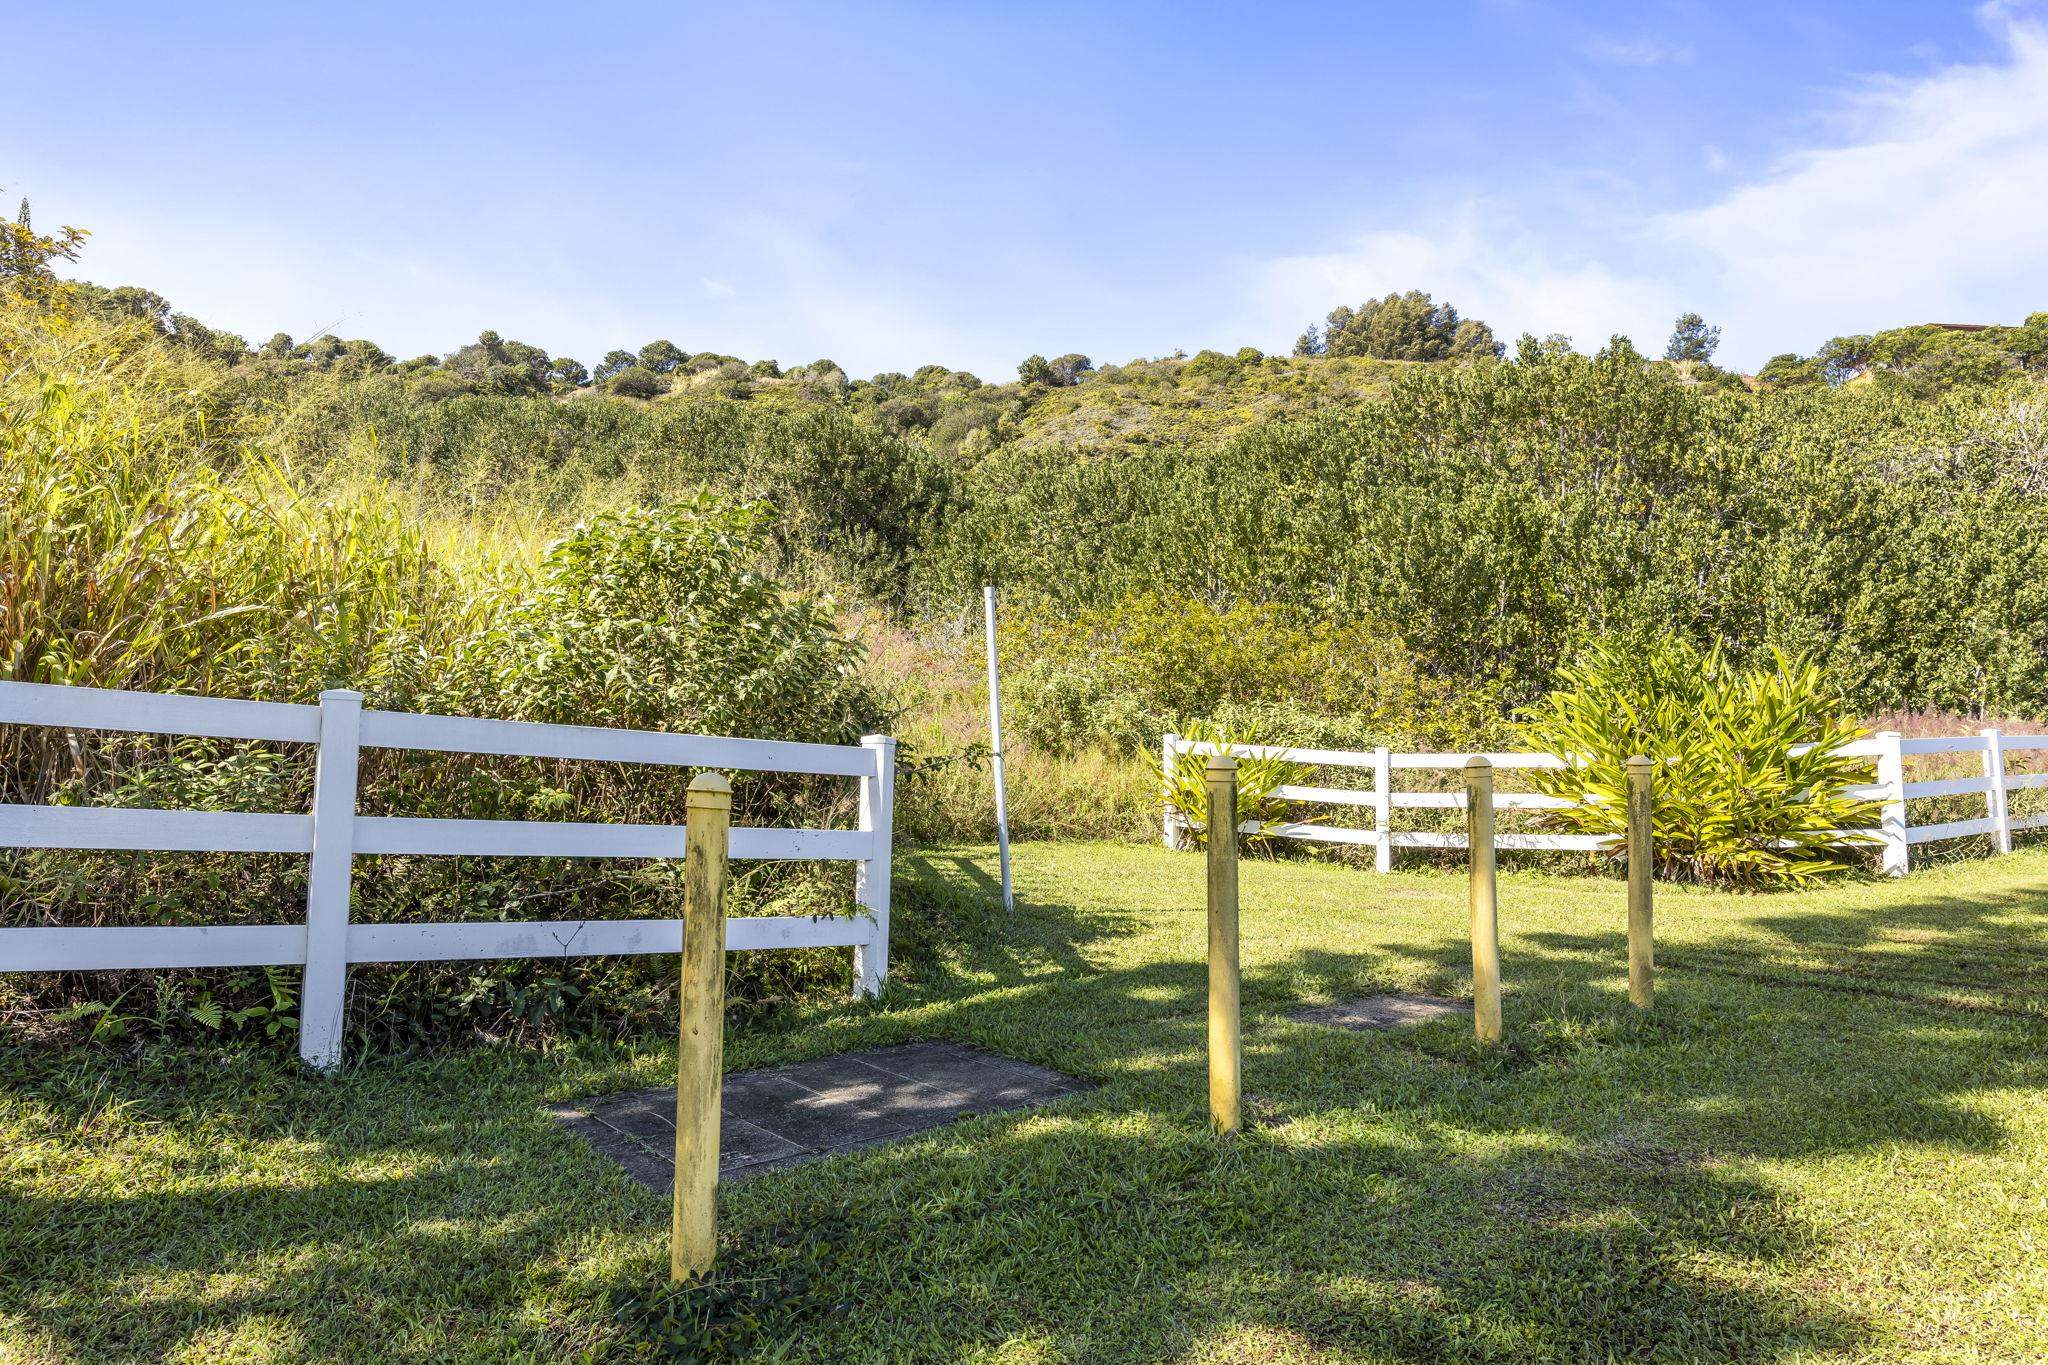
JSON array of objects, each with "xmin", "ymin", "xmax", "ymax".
[
  {"xmin": 1626, "ymin": 755, "xmax": 1654, "ymax": 1009},
  {"xmin": 1206, "ymin": 754, "xmax": 1241, "ymax": 1133},
  {"xmin": 983, "ymin": 585, "xmax": 1014, "ymax": 912},
  {"xmin": 1465, "ymin": 756, "xmax": 1502, "ymax": 1044},
  {"xmin": 671, "ymin": 771, "xmax": 731, "ymax": 1283}
]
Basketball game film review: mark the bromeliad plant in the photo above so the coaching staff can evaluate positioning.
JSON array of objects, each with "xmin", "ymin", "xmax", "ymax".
[
  {"xmin": 1161, "ymin": 720, "xmax": 1312, "ymax": 849},
  {"xmin": 1517, "ymin": 640, "xmax": 1879, "ymax": 887}
]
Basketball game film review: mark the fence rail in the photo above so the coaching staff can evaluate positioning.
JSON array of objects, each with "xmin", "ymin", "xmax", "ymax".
[
  {"xmin": 0, "ymin": 681, "xmax": 895, "ymax": 1069},
  {"xmin": 1163, "ymin": 728, "xmax": 2047, "ymax": 875}
]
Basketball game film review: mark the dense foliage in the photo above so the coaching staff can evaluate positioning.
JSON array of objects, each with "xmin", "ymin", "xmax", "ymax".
[
  {"xmin": 0, "ymin": 305, "xmax": 885, "ymax": 1047},
  {"xmin": 1297, "ymin": 289, "xmax": 1502, "ymax": 362},
  {"xmin": 1518, "ymin": 641, "xmax": 1880, "ymax": 886},
  {"xmin": 938, "ymin": 353, "xmax": 2048, "ymax": 723},
  {"xmin": 7, "ymin": 203, "xmax": 2048, "ymax": 1046}
]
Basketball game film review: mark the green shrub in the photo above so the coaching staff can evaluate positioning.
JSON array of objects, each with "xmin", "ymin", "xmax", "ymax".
[
  {"xmin": 0, "ymin": 310, "xmax": 891, "ymax": 1049},
  {"xmin": 1517, "ymin": 640, "xmax": 1880, "ymax": 886},
  {"xmin": 1001, "ymin": 593, "xmax": 1497, "ymax": 756}
]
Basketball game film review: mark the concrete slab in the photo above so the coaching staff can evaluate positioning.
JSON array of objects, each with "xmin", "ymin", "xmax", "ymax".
[
  {"xmin": 1289, "ymin": 993, "xmax": 1469, "ymax": 1031},
  {"xmin": 550, "ymin": 1042, "xmax": 1088, "ymax": 1191}
]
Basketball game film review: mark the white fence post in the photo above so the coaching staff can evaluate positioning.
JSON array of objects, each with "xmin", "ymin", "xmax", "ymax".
[
  {"xmin": 300, "ymin": 689, "xmax": 363, "ymax": 1071},
  {"xmin": 1372, "ymin": 746, "xmax": 1393, "ymax": 874},
  {"xmin": 1983, "ymin": 727, "xmax": 2012, "ymax": 855},
  {"xmin": 1876, "ymin": 730, "xmax": 1909, "ymax": 877},
  {"xmin": 853, "ymin": 734, "xmax": 896, "ymax": 997},
  {"xmin": 1161, "ymin": 733, "xmax": 1185, "ymax": 850}
]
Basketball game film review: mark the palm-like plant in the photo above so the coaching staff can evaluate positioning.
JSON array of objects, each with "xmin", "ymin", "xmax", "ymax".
[
  {"xmin": 1518, "ymin": 641, "xmax": 1879, "ymax": 887},
  {"xmin": 1161, "ymin": 719, "xmax": 1312, "ymax": 849}
]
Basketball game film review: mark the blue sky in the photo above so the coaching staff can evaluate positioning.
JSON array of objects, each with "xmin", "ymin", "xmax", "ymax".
[{"xmin": 10, "ymin": 2, "xmax": 2047, "ymax": 376}]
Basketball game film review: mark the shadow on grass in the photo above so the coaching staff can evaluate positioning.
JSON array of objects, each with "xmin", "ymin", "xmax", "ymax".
[{"xmin": 6, "ymin": 853, "xmax": 2048, "ymax": 1360}]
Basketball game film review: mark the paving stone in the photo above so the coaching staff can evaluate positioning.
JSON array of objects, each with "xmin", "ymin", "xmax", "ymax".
[
  {"xmin": 1289, "ymin": 993, "xmax": 1470, "ymax": 1031},
  {"xmin": 551, "ymin": 1041, "xmax": 1087, "ymax": 1191}
]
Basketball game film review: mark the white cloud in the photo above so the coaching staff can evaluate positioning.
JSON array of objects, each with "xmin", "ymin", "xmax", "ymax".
[
  {"xmin": 1247, "ymin": 8, "xmax": 2048, "ymax": 367},
  {"xmin": 700, "ymin": 278, "xmax": 736, "ymax": 299},
  {"xmin": 1250, "ymin": 212, "xmax": 1679, "ymax": 356},
  {"xmin": 1655, "ymin": 7, "xmax": 2048, "ymax": 356},
  {"xmin": 1583, "ymin": 36, "xmax": 1694, "ymax": 67}
]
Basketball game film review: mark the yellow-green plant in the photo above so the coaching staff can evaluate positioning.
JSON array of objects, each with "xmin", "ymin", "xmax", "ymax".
[
  {"xmin": 1517, "ymin": 640, "xmax": 1879, "ymax": 886},
  {"xmin": 1161, "ymin": 720, "xmax": 1311, "ymax": 849}
]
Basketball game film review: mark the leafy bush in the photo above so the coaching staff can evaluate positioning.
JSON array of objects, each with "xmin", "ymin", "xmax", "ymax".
[
  {"xmin": 453, "ymin": 497, "xmax": 878, "ymax": 741},
  {"xmin": 1159, "ymin": 721, "xmax": 1310, "ymax": 849},
  {"xmin": 1001, "ymin": 593, "xmax": 1498, "ymax": 756},
  {"xmin": 0, "ymin": 310, "xmax": 891, "ymax": 1049},
  {"xmin": 932, "ymin": 355, "xmax": 2048, "ymax": 723},
  {"xmin": 1517, "ymin": 640, "xmax": 1880, "ymax": 886}
]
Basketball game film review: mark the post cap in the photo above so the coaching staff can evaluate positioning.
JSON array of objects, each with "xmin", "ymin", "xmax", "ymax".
[
  {"xmin": 1626, "ymin": 754, "xmax": 1654, "ymax": 770},
  {"xmin": 686, "ymin": 771, "xmax": 732, "ymax": 806},
  {"xmin": 1205, "ymin": 753, "xmax": 1238, "ymax": 775},
  {"xmin": 1463, "ymin": 754, "xmax": 1491, "ymax": 770}
]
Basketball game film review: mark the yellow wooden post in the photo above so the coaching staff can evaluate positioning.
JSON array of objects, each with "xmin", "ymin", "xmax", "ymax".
[
  {"xmin": 1626, "ymin": 755, "xmax": 1654, "ymax": 1009},
  {"xmin": 1205, "ymin": 754, "xmax": 1241, "ymax": 1134},
  {"xmin": 1465, "ymin": 756, "xmax": 1502, "ymax": 1044},
  {"xmin": 671, "ymin": 771, "xmax": 732, "ymax": 1283}
]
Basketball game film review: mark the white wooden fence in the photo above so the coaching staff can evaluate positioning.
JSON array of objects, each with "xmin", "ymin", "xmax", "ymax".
[
  {"xmin": 1861, "ymin": 728, "xmax": 2048, "ymax": 875},
  {"xmin": 1163, "ymin": 729, "xmax": 2048, "ymax": 877},
  {"xmin": 0, "ymin": 681, "xmax": 896, "ymax": 1069}
]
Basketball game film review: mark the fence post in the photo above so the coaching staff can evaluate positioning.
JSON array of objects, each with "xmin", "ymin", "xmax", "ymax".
[
  {"xmin": 1372, "ymin": 746, "xmax": 1393, "ymax": 874},
  {"xmin": 1205, "ymin": 755, "xmax": 1240, "ymax": 1135},
  {"xmin": 1162, "ymin": 733, "xmax": 1184, "ymax": 850},
  {"xmin": 1983, "ymin": 728, "xmax": 2012, "ymax": 855},
  {"xmin": 1876, "ymin": 731, "xmax": 1909, "ymax": 877},
  {"xmin": 672, "ymin": 772, "xmax": 732, "ymax": 1284},
  {"xmin": 1465, "ymin": 756, "xmax": 1502, "ymax": 1044},
  {"xmin": 1626, "ymin": 755, "xmax": 1654, "ymax": 1010},
  {"xmin": 300, "ymin": 689, "xmax": 362, "ymax": 1072},
  {"xmin": 853, "ymin": 734, "xmax": 897, "ymax": 997}
]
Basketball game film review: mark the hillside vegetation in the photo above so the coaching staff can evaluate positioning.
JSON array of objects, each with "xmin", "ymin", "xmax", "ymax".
[{"xmin": 5, "ymin": 207, "xmax": 2048, "ymax": 1042}]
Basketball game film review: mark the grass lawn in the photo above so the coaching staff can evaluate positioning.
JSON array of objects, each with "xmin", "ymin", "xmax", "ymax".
[{"xmin": 5, "ymin": 842, "xmax": 2048, "ymax": 1362}]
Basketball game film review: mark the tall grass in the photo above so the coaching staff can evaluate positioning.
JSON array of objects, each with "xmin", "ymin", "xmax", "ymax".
[{"xmin": 0, "ymin": 304, "xmax": 888, "ymax": 1048}]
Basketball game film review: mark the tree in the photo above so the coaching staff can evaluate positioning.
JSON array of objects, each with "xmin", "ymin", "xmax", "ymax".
[
  {"xmin": 1817, "ymin": 335, "xmax": 1873, "ymax": 385},
  {"xmin": 1664, "ymin": 312, "xmax": 1721, "ymax": 364},
  {"xmin": 1596, "ymin": 333, "xmax": 1646, "ymax": 366},
  {"xmin": 168, "ymin": 314, "xmax": 248, "ymax": 365},
  {"xmin": 548, "ymin": 356, "xmax": 590, "ymax": 388},
  {"xmin": 1293, "ymin": 323, "xmax": 1325, "ymax": 357},
  {"xmin": 1758, "ymin": 353, "xmax": 1825, "ymax": 388},
  {"xmin": 336, "ymin": 338, "xmax": 392, "ymax": 373},
  {"xmin": 1449, "ymin": 318, "xmax": 1501, "ymax": 360},
  {"xmin": 0, "ymin": 194, "xmax": 88, "ymax": 311},
  {"xmin": 1514, "ymin": 332, "xmax": 1576, "ymax": 365},
  {"xmin": 74, "ymin": 282, "xmax": 170, "ymax": 328},
  {"xmin": 442, "ymin": 330, "xmax": 551, "ymax": 394},
  {"xmin": 594, "ymin": 349, "xmax": 636, "ymax": 382},
  {"xmin": 1048, "ymin": 353, "xmax": 1094, "ymax": 386},
  {"xmin": 1017, "ymin": 354, "xmax": 1055, "ymax": 385},
  {"xmin": 1315, "ymin": 291, "xmax": 1501, "ymax": 361},
  {"xmin": 638, "ymin": 339, "xmax": 685, "ymax": 374},
  {"xmin": 609, "ymin": 366, "xmax": 667, "ymax": 399}
]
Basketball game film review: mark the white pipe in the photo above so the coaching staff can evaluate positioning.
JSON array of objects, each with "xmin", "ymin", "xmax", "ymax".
[{"xmin": 983, "ymin": 585, "xmax": 1015, "ymax": 911}]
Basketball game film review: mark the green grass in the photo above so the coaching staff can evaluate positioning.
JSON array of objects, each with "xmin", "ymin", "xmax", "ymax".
[{"xmin": 6, "ymin": 843, "xmax": 2048, "ymax": 1362}]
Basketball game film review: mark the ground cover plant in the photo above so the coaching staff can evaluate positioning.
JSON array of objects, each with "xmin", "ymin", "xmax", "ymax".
[{"xmin": 5, "ymin": 842, "xmax": 2046, "ymax": 1361}]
